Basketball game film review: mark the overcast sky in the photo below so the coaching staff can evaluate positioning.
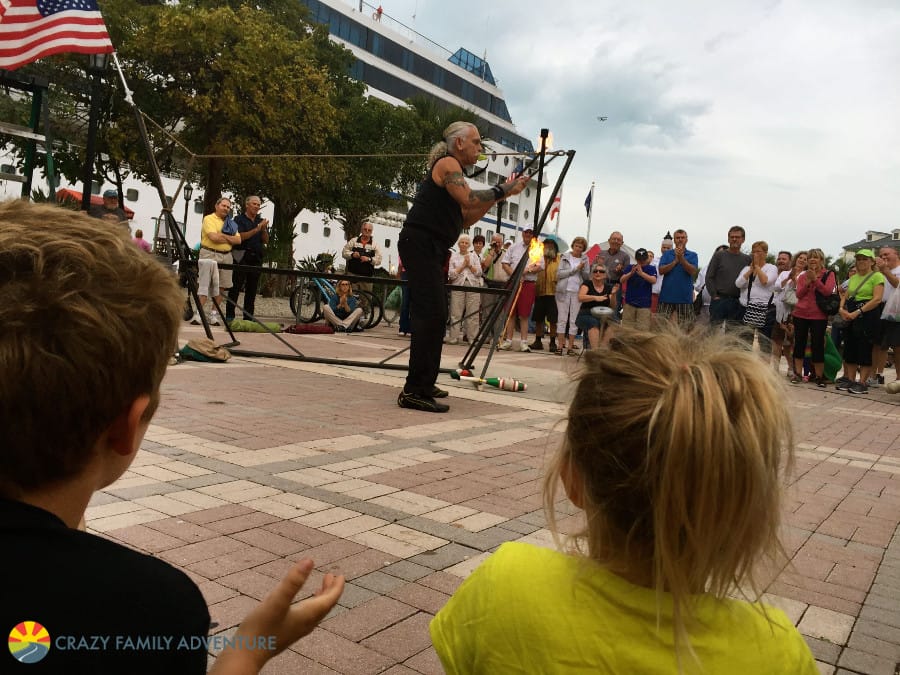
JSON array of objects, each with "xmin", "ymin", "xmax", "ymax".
[{"xmin": 362, "ymin": 0, "xmax": 899, "ymax": 262}]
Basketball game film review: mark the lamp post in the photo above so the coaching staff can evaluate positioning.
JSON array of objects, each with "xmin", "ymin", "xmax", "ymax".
[
  {"xmin": 182, "ymin": 184, "xmax": 193, "ymax": 236},
  {"xmin": 80, "ymin": 52, "xmax": 109, "ymax": 212}
]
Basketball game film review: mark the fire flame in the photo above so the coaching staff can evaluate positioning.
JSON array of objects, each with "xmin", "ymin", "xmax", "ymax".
[{"xmin": 528, "ymin": 239, "xmax": 544, "ymax": 266}]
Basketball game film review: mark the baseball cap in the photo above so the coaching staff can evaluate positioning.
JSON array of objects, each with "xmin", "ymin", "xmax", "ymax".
[
  {"xmin": 102, "ymin": 189, "xmax": 118, "ymax": 198},
  {"xmin": 635, "ymin": 247, "xmax": 649, "ymax": 260},
  {"xmin": 855, "ymin": 249, "xmax": 875, "ymax": 260}
]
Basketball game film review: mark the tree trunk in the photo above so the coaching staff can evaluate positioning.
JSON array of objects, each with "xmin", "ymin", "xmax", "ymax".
[{"xmin": 204, "ymin": 157, "xmax": 225, "ymax": 215}]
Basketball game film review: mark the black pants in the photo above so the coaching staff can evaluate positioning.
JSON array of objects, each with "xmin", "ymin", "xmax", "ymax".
[
  {"xmin": 398, "ymin": 229, "xmax": 448, "ymax": 397},
  {"xmin": 226, "ymin": 254, "xmax": 262, "ymax": 321},
  {"xmin": 792, "ymin": 316, "xmax": 827, "ymax": 363}
]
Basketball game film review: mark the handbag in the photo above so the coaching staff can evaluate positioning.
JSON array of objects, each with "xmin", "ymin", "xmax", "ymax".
[
  {"xmin": 883, "ymin": 286, "xmax": 900, "ymax": 322},
  {"xmin": 782, "ymin": 284, "xmax": 798, "ymax": 311},
  {"xmin": 813, "ymin": 271, "xmax": 839, "ymax": 316},
  {"xmin": 741, "ymin": 273, "xmax": 775, "ymax": 329},
  {"xmin": 693, "ymin": 284, "xmax": 705, "ymax": 317},
  {"xmin": 743, "ymin": 299, "xmax": 776, "ymax": 328},
  {"xmin": 843, "ymin": 271, "xmax": 875, "ymax": 319}
]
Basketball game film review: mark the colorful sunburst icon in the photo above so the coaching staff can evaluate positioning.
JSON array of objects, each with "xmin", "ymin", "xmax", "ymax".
[{"xmin": 9, "ymin": 621, "xmax": 51, "ymax": 664}]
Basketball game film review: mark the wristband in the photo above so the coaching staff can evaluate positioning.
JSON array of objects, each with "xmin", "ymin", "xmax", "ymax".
[{"xmin": 492, "ymin": 185, "xmax": 504, "ymax": 201}]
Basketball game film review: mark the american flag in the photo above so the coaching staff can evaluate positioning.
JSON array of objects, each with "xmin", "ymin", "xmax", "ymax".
[
  {"xmin": 0, "ymin": 0, "xmax": 113, "ymax": 71},
  {"xmin": 549, "ymin": 191, "xmax": 562, "ymax": 221}
]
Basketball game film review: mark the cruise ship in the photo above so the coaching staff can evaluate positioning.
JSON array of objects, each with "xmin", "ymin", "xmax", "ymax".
[
  {"xmin": 294, "ymin": 0, "xmax": 545, "ymax": 266},
  {"xmin": 0, "ymin": 0, "xmax": 543, "ymax": 268}
]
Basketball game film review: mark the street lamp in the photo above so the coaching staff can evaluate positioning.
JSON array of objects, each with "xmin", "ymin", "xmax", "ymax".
[
  {"xmin": 80, "ymin": 52, "xmax": 109, "ymax": 212},
  {"xmin": 182, "ymin": 184, "xmax": 193, "ymax": 236}
]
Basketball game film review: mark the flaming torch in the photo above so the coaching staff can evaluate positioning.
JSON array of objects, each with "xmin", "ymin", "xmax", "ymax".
[{"xmin": 528, "ymin": 238, "xmax": 544, "ymax": 267}]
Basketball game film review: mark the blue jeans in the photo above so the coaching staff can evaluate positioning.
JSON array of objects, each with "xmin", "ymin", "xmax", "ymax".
[{"xmin": 709, "ymin": 296, "xmax": 744, "ymax": 325}]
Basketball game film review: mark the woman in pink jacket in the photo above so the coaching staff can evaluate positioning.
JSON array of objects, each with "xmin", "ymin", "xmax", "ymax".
[{"xmin": 791, "ymin": 248, "xmax": 837, "ymax": 387}]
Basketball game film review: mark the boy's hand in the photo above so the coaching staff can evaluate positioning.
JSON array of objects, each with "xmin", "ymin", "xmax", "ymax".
[{"xmin": 211, "ymin": 559, "xmax": 344, "ymax": 673}]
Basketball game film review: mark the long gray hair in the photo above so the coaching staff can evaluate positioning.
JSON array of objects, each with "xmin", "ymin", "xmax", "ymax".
[{"xmin": 427, "ymin": 122, "xmax": 476, "ymax": 168}]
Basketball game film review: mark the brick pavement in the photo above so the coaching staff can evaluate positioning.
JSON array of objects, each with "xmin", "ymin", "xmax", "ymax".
[{"xmin": 86, "ymin": 325, "xmax": 900, "ymax": 674}]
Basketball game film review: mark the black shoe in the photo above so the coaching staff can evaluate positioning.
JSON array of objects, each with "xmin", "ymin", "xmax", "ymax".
[
  {"xmin": 529, "ymin": 339, "xmax": 543, "ymax": 351},
  {"xmin": 398, "ymin": 390, "xmax": 449, "ymax": 412},
  {"xmin": 815, "ymin": 377, "xmax": 827, "ymax": 388},
  {"xmin": 430, "ymin": 386, "xmax": 448, "ymax": 398},
  {"xmin": 548, "ymin": 340, "xmax": 557, "ymax": 353}
]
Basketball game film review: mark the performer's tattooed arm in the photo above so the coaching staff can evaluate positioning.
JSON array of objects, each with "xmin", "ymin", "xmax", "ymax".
[{"xmin": 444, "ymin": 171, "xmax": 497, "ymax": 203}]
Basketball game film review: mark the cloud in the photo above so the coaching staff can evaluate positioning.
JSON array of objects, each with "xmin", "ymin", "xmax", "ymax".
[{"xmin": 376, "ymin": 0, "xmax": 900, "ymax": 258}]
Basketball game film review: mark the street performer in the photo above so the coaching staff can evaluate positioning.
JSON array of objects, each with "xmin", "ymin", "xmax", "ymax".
[{"xmin": 397, "ymin": 122, "xmax": 529, "ymax": 413}]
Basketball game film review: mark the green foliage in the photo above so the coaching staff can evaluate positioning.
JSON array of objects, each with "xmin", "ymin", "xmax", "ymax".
[
  {"xmin": 296, "ymin": 252, "xmax": 336, "ymax": 272},
  {"xmin": 1, "ymin": 0, "xmax": 478, "ymax": 267}
]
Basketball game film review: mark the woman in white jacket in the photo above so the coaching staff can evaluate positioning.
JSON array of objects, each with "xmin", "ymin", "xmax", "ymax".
[
  {"xmin": 555, "ymin": 236, "xmax": 591, "ymax": 355},
  {"xmin": 446, "ymin": 234, "xmax": 483, "ymax": 345}
]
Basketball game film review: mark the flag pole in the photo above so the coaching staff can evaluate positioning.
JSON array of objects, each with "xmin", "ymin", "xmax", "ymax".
[{"xmin": 585, "ymin": 181, "xmax": 595, "ymax": 244}]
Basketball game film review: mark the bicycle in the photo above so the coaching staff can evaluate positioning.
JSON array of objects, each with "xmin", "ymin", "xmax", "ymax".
[{"xmin": 289, "ymin": 276, "xmax": 383, "ymax": 329}]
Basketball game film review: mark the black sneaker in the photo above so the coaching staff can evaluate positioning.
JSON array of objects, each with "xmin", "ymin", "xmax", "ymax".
[
  {"xmin": 815, "ymin": 377, "xmax": 827, "ymax": 388},
  {"xmin": 834, "ymin": 377, "xmax": 852, "ymax": 391},
  {"xmin": 528, "ymin": 340, "xmax": 544, "ymax": 351},
  {"xmin": 398, "ymin": 390, "xmax": 449, "ymax": 413},
  {"xmin": 878, "ymin": 374, "xmax": 885, "ymax": 385},
  {"xmin": 848, "ymin": 382, "xmax": 869, "ymax": 395},
  {"xmin": 430, "ymin": 386, "xmax": 449, "ymax": 398}
]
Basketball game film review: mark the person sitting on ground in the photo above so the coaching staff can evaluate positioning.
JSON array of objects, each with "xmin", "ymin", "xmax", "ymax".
[
  {"xmin": 0, "ymin": 201, "xmax": 344, "ymax": 674},
  {"xmin": 574, "ymin": 263, "xmax": 617, "ymax": 351},
  {"xmin": 430, "ymin": 326, "xmax": 817, "ymax": 674},
  {"xmin": 324, "ymin": 280, "xmax": 365, "ymax": 332}
]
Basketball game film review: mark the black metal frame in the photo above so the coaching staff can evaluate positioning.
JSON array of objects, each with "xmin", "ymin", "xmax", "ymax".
[{"xmin": 127, "ymin": 93, "xmax": 576, "ymax": 376}]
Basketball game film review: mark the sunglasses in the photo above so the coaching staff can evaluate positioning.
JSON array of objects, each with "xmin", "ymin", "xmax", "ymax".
[{"xmin": 593, "ymin": 269, "xmax": 606, "ymax": 273}]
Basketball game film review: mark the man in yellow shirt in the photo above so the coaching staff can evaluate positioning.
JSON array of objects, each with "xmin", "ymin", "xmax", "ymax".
[{"xmin": 196, "ymin": 197, "xmax": 241, "ymax": 325}]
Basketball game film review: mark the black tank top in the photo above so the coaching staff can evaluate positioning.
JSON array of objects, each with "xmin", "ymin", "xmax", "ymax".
[{"xmin": 403, "ymin": 166, "xmax": 463, "ymax": 250}]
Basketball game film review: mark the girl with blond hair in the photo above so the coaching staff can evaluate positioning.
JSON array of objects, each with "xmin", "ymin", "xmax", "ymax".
[{"xmin": 430, "ymin": 327, "xmax": 817, "ymax": 674}]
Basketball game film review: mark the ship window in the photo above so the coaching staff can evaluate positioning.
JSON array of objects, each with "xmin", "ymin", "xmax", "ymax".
[
  {"xmin": 384, "ymin": 239, "xmax": 391, "ymax": 248},
  {"xmin": 323, "ymin": 226, "xmax": 331, "ymax": 237},
  {"xmin": 301, "ymin": 223, "xmax": 309, "ymax": 234},
  {"xmin": 125, "ymin": 188, "xmax": 139, "ymax": 201}
]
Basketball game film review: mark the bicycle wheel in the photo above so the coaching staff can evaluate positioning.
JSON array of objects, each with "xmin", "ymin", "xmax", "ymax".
[
  {"xmin": 290, "ymin": 280, "xmax": 320, "ymax": 323},
  {"xmin": 381, "ymin": 285, "xmax": 400, "ymax": 326},
  {"xmin": 357, "ymin": 290, "xmax": 383, "ymax": 329}
]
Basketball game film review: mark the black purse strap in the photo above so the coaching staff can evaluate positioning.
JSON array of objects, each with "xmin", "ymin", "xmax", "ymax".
[{"xmin": 847, "ymin": 271, "xmax": 875, "ymax": 301}]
